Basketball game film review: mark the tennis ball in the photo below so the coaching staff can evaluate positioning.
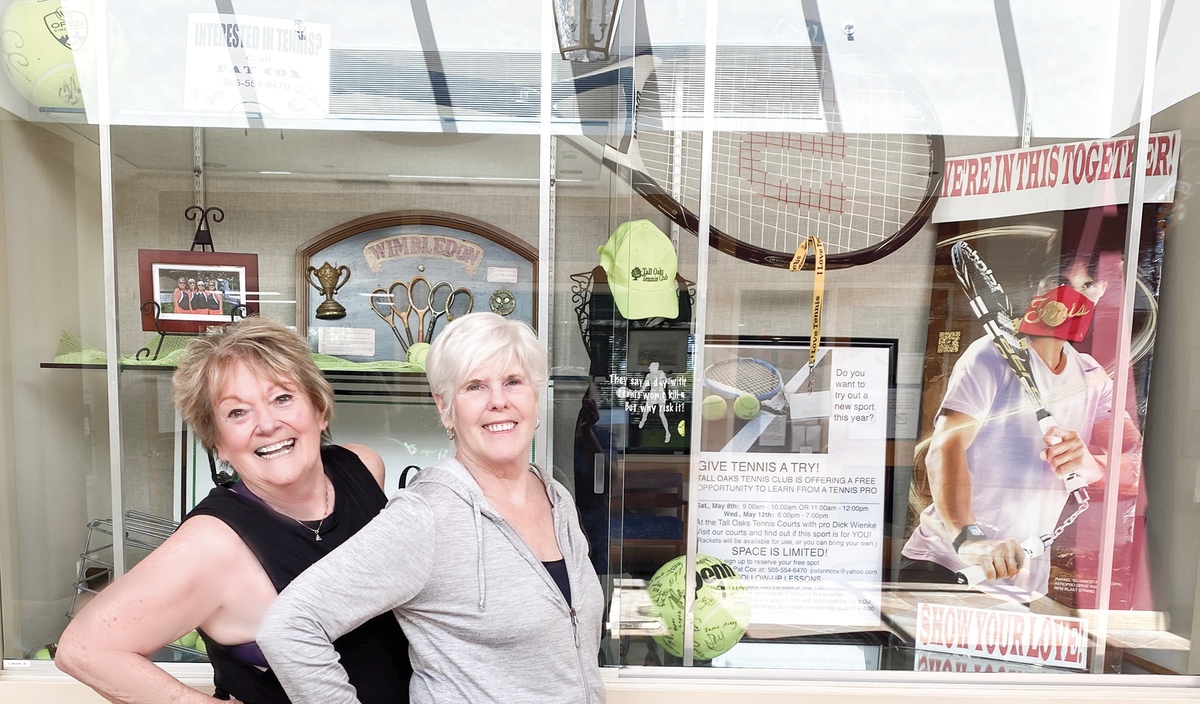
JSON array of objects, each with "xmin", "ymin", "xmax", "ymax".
[
  {"xmin": 701, "ymin": 394, "xmax": 728, "ymax": 421},
  {"xmin": 648, "ymin": 555, "xmax": 751, "ymax": 660},
  {"xmin": 31, "ymin": 647, "xmax": 52, "ymax": 660},
  {"xmin": 0, "ymin": 0, "xmax": 130, "ymax": 109},
  {"xmin": 179, "ymin": 630, "xmax": 199, "ymax": 649},
  {"xmin": 733, "ymin": 393, "xmax": 760, "ymax": 420},
  {"xmin": 407, "ymin": 342, "xmax": 430, "ymax": 366},
  {"xmin": 195, "ymin": 637, "xmax": 207, "ymax": 656}
]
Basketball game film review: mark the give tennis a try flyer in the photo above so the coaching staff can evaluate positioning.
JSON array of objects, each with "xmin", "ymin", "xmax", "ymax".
[{"xmin": 697, "ymin": 338, "xmax": 893, "ymax": 626}]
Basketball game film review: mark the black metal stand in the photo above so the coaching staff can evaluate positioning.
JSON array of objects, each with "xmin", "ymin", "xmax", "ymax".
[
  {"xmin": 186, "ymin": 206, "xmax": 224, "ymax": 252},
  {"xmin": 570, "ymin": 267, "xmax": 697, "ymax": 350},
  {"xmin": 135, "ymin": 301, "xmax": 250, "ymax": 361}
]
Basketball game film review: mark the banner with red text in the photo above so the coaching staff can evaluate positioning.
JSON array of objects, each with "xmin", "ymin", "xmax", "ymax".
[
  {"xmin": 916, "ymin": 603, "xmax": 1088, "ymax": 670},
  {"xmin": 933, "ymin": 132, "xmax": 1180, "ymax": 222}
]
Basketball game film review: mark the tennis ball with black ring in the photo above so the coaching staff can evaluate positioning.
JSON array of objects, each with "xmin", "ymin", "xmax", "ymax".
[
  {"xmin": 701, "ymin": 394, "xmax": 728, "ymax": 421},
  {"xmin": 407, "ymin": 342, "xmax": 431, "ymax": 366},
  {"xmin": 733, "ymin": 393, "xmax": 760, "ymax": 420}
]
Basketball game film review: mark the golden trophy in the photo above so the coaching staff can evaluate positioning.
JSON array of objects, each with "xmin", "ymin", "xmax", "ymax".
[{"xmin": 306, "ymin": 262, "xmax": 352, "ymax": 319}]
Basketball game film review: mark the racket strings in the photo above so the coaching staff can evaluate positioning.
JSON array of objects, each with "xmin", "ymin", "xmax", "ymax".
[
  {"xmin": 634, "ymin": 47, "xmax": 937, "ymax": 258},
  {"xmin": 706, "ymin": 360, "xmax": 780, "ymax": 396}
]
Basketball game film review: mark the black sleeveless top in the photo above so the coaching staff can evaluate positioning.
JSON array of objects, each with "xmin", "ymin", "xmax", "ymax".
[{"xmin": 185, "ymin": 445, "xmax": 412, "ymax": 704}]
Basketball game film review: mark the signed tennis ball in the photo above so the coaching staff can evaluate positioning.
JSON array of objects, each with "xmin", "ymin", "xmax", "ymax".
[
  {"xmin": 647, "ymin": 555, "xmax": 751, "ymax": 660},
  {"xmin": 0, "ymin": 0, "xmax": 129, "ymax": 109},
  {"xmin": 701, "ymin": 394, "xmax": 727, "ymax": 421},
  {"xmin": 407, "ymin": 341, "xmax": 431, "ymax": 366},
  {"xmin": 733, "ymin": 393, "xmax": 760, "ymax": 420}
]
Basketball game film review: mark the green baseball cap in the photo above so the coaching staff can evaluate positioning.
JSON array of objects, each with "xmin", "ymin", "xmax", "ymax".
[{"xmin": 597, "ymin": 219, "xmax": 679, "ymax": 320}]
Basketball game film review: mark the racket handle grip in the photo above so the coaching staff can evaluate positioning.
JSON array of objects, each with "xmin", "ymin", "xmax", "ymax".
[
  {"xmin": 1037, "ymin": 415, "xmax": 1062, "ymax": 445},
  {"xmin": 956, "ymin": 539, "xmax": 1042, "ymax": 586},
  {"xmin": 1020, "ymin": 536, "xmax": 1047, "ymax": 559},
  {"xmin": 956, "ymin": 565, "xmax": 986, "ymax": 586},
  {"xmin": 1037, "ymin": 414, "xmax": 1087, "ymax": 490}
]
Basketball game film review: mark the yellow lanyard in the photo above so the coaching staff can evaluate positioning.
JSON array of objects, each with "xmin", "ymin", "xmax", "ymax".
[{"xmin": 788, "ymin": 236, "xmax": 826, "ymax": 372}]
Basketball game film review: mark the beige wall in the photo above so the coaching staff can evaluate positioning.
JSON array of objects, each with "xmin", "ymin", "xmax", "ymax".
[{"xmin": 0, "ymin": 115, "xmax": 106, "ymax": 659}]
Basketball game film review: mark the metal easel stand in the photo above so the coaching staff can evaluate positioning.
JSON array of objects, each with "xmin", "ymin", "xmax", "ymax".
[{"xmin": 136, "ymin": 302, "xmax": 251, "ymax": 361}]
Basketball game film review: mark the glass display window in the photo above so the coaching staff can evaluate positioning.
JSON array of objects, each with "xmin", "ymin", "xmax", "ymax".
[{"xmin": 0, "ymin": 0, "xmax": 1199, "ymax": 699}]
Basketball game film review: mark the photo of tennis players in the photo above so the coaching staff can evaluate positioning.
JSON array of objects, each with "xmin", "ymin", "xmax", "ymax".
[
  {"xmin": 901, "ymin": 213, "xmax": 1146, "ymax": 604},
  {"xmin": 155, "ymin": 265, "xmax": 244, "ymax": 320}
]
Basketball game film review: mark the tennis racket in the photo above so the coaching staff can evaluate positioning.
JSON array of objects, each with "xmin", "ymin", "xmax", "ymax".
[
  {"xmin": 950, "ymin": 241, "xmax": 1090, "ymax": 585},
  {"xmin": 703, "ymin": 357, "xmax": 788, "ymax": 414},
  {"xmin": 563, "ymin": 39, "xmax": 944, "ymax": 269}
]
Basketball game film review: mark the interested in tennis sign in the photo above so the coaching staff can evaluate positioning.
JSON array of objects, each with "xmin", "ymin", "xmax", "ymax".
[
  {"xmin": 933, "ymin": 130, "xmax": 1180, "ymax": 222},
  {"xmin": 916, "ymin": 603, "xmax": 1088, "ymax": 670}
]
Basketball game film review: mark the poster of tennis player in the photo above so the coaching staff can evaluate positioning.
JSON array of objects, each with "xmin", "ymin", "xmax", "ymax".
[
  {"xmin": 901, "ymin": 204, "xmax": 1165, "ymax": 609},
  {"xmin": 696, "ymin": 335, "xmax": 895, "ymax": 627}
]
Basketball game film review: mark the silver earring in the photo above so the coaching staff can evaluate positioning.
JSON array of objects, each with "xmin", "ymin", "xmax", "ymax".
[
  {"xmin": 445, "ymin": 426, "xmax": 456, "ymax": 440},
  {"xmin": 535, "ymin": 417, "xmax": 541, "ymax": 429}
]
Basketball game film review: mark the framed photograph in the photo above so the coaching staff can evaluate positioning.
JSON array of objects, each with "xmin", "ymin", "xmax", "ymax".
[{"xmin": 138, "ymin": 249, "xmax": 259, "ymax": 333}]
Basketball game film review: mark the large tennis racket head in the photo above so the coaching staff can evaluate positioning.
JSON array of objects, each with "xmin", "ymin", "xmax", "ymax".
[
  {"xmin": 703, "ymin": 357, "xmax": 784, "ymax": 401},
  {"xmin": 588, "ymin": 42, "xmax": 944, "ymax": 269}
]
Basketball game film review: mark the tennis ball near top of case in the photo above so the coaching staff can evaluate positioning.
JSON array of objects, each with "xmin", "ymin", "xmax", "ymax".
[
  {"xmin": 407, "ymin": 342, "xmax": 431, "ymax": 367},
  {"xmin": 0, "ymin": 0, "xmax": 130, "ymax": 109},
  {"xmin": 647, "ymin": 555, "xmax": 751, "ymax": 660},
  {"xmin": 701, "ymin": 394, "xmax": 728, "ymax": 421},
  {"xmin": 733, "ymin": 393, "xmax": 760, "ymax": 420}
]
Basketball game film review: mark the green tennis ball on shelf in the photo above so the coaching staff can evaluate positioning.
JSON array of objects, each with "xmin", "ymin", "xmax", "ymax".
[
  {"xmin": 179, "ymin": 630, "xmax": 199, "ymax": 649},
  {"xmin": 31, "ymin": 647, "xmax": 52, "ymax": 660},
  {"xmin": 407, "ymin": 342, "xmax": 431, "ymax": 366},
  {"xmin": 733, "ymin": 394, "xmax": 760, "ymax": 420},
  {"xmin": 647, "ymin": 554, "xmax": 751, "ymax": 660},
  {"xmin": 701, "ymin": 394, "xmax": 728, "ymax": 421}
]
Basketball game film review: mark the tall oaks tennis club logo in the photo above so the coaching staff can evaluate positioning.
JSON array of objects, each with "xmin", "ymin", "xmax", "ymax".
[
  {"xmin": 45, "ymin": 8, "xmax": 88, "ymax": 50},
  {"xmin": 362, "ymin": 235, "xmax": 484, "ymax": 275},
  {"xmin": 630, "ymin": 266, "xmax": 668, "ymax": 282}
]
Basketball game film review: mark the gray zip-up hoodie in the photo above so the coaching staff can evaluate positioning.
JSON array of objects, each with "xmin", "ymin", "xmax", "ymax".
[{"xmin": 258, "ymin": 458, "xmax": 606, "ymax": 704}]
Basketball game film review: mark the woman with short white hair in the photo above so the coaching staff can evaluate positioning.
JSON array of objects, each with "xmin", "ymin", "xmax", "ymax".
[{"xmin": 259, "ymin": 312, "xmax": 606, "ymax": 704}]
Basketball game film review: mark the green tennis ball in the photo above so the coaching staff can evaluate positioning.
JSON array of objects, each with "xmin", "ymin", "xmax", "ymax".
[
  {"xmin": 195, "ymin": 637, "xmax": 207, "ymax": 656},
  {"xmin": 701, "ymin": 394, "xmax": 728, "ymax": 421},
  {"xmin": 32, "ymin": 647, "xmax": 52, "ymax": 660},
  {"xmin": 180, "ymin": 630, "xmax": 199, "ymax": 649},
  {"xmin": 407, "ymin": 342, "xmax": 430, "ymax": 366},
  {"xmin": 0, "ymin": 0, "xmax": 130, "ymax": 109},
  {"xmin": 733, "ymin": 393, "xmax": 760, "ymax": 420},
  {"xmin": 647, "ymin": 555, "xmax": 751, "ymax": 660}
]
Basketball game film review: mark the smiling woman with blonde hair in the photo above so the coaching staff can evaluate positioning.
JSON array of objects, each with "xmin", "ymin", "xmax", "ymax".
[
  {"xmin": 57, "ymin": 316, "xmax": 411, "ymax": 704},
  {"xmin": 259, "ymin": 312, "xmax": 605, "ymax": 704}
]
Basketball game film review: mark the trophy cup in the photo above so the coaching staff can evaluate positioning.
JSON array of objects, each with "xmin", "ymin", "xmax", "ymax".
[{"xmin": 306, "ymin": 262, "xmax": 352, "ymax": 319}]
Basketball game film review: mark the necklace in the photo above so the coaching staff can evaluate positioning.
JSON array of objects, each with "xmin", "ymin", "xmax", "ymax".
[{"xmin": 293, "ymin": 476, "xmax": 332, "ymax": 541}]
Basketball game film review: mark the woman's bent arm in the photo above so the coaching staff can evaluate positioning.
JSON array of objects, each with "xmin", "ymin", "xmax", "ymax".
[
  {"xmin": 258, "ymin": 492, "xmax": 436, "ymax": 704},
  {"xmin": 56, "ymin": 517, "xmax": 239, "ymax": 704}
]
